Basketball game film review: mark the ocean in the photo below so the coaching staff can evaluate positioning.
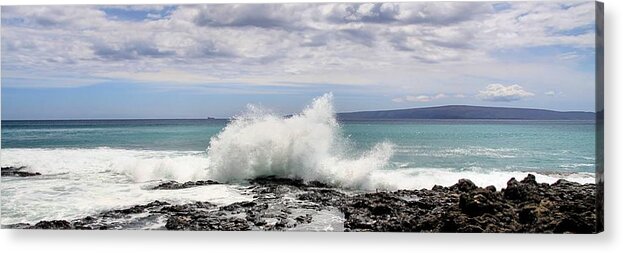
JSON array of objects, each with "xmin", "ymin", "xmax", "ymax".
[{"xmin": 0, "ymin": 95, "xmax": 596, "ymax": 226}]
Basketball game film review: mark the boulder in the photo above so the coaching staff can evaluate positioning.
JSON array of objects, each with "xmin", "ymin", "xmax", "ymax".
[{"xmin": 1, "ymin": 166, "xmax": 41, "ymax": 177}]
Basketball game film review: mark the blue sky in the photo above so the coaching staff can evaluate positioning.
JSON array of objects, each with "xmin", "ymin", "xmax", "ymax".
[{"xmin": 1, "ymin": 2, "xmax": 598, "ymax": 119}]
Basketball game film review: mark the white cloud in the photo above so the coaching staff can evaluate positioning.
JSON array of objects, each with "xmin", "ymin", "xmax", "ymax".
[
  {"xmin": 0, "ymin": 2, "xmax": 597, "ymax": 92},
  {"xmin": 478, "ymin": 84, "xmax": 535, "ymax": 102},
  {"xmin": 545, "ymin": 90, "xmax": 564, "ymax": 97},
  {"xmin": 557, "ymin": 51, "xmax": 580, "ymax": 60},
  {"xmin": 394, "ymin": 93, "xmax": 447, "ymax": 103},
  {"xmin": 0, "ymin": 6, "xmax": 109, "ymax": 29},
  {"xmin": 410, "ymin": 95, "xmax": 432, "ymax": 102},
  {"xmin": 433, "ymin": 93, "xmax": 447, "ymax": 99},
  {"xmin": 391, "ymin": 97, "xmax": 404, "ymax": 103}
]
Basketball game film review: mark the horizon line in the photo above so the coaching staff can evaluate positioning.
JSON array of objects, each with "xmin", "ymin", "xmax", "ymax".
[{"xmin": 1, "ymin": 104, "xmax": 598, "ymax": 121}]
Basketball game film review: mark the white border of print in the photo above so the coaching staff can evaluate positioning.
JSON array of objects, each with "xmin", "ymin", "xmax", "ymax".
[{"xmin": 0, "ymin": 1, "xmax": 621, "ymax": 253}]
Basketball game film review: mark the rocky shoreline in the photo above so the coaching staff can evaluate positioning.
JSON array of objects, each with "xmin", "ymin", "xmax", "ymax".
[
  {"xmin": 1, "ymin": 166, "xmax": 41, "ymax": 177},
  {"xmin": 3, "ymin": 174, "xmax": 598, "ymax": 233}
]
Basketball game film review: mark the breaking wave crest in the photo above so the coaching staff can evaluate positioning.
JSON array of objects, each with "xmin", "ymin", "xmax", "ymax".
[
  {"xmin": 1, "ymin": 148, "xmax": 595, "ymax": 191},
  {"xmin": 204, "ymin": 93, "xmax": 394, "ymax": 189}
]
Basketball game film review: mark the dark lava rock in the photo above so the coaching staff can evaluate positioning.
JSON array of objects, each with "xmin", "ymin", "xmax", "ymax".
[
  {"xmin": 2, "ymin": 223, "xmax": 31, "ymax": 229},
  {"xmin": 295, "ymin": 214, "xmax": 313, "ymax": 224},
  {"xmin": 341, "ymin": 174, "xmax": 597, "ymax": 233},
  {"xmin": 485, "ymin": 185, "xmax": 497, "ymax": 192},
  {"xmin": 459, "ymin": 189, "xmax": 504, "ymax": 216},
  {"xmin": 101, "ymin": 200, "xmax": 170, "ymax": 218},
  {"xmin": 8, "ymin": 174, "xmax": 598, "ymax": 233},
  {"xmin": 1, "ymin": 166, "xmax": 41, "ymax": 177},
  {"xmin": 32, "ymin": 220, "xmax": 73, "ymax": 230},
  {"xmin": 450, "ymin": 179, "xmax": 477, "ymax": 192},
  {"xmin": 165, "ymin": 214, "xmax": 250, "ymax": 231},
  {"xmin": 297, "ymin": 188, "xmax": 346, "ymax": 207},
  {"xmin": 159, "ymin": 176, "xmax": 341, "ymax": 231},
  {"xmin": 249, "ymin": 176, "xmax": 330, "ymax": 188},
  {"xmin": 432, "ymin": 185, "xmax": 445, "ymax": 191},
  {"xmin": 151, "ymin": 180, "xmax": 220, "ymax": 190},
  {"xmin": 160, "ymin": 201, "xmax": 216, "ymax": 213},
  {"xmin": 503, "ymin": 175, "xmax": 543, "ymax": 202},
  {"xmin": 340, "ymin": 191, "xmax": 426, "ymax": 232}
]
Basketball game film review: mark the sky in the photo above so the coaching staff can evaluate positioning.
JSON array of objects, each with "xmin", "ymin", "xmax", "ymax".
[{"xmin": 0, "ymin": 1, "xmax": 598, "ymax": 120}]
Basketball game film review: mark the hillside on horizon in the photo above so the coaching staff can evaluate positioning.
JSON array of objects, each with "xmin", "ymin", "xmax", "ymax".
[{"xmin": 336, "ymin": 105, "xmax": 596, "ymax": 120}]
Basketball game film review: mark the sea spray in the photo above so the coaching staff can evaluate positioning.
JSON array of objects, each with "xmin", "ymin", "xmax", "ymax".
[{"xmin": 204, "ymin": 93, "xmax": 394, "ymax": 188}]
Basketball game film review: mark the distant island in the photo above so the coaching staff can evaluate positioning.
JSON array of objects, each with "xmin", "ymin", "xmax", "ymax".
[{"xmin": 336, "ymin": 105, "xmax": 595, "ymax": 120}]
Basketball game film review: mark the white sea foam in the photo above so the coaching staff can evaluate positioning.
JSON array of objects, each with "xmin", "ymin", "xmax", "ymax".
[
  {"xmin": 368, "ymin": 168, "xmax": 595, "ymax": 191},
  {"xmin": 0, "ymin": 148, "xmax": 211, "ymax": 182},
  {"xmin": 204, "ymin": 93, "xmax": 394, "ymax": 189},
  {"xmin": 398, "ymin": 146, "xmax": 519, "ymax": 158},
  {"xmin": 1, "ymin": 148, "xmax": 251, "ymax": 225},
  {"xmin": 1, "ymin": 148, "xmax": 594, "ymax": 224}
]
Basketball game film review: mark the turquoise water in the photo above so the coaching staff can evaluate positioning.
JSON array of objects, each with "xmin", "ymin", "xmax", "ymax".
[
  {"xmin": 343, "ymin": 120, "xmax": 596, "ymax": 173},
  {"xmin": 1, "ymin": 119, "xmax": 224, "ymax": 151},
  {"xmin": 0, "ymin": 118, "xmax": 597, "ymax": 225},
  {"xmin": 1, "ymin": 119, "xmax": 596, "ymax": 174}
]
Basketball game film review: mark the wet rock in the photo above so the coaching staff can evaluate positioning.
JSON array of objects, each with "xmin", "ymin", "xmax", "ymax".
[
  {"xmin": 159, "ymin": 177, "xmax": 337, "ymax": 231},
  {"xmin": 521, "ymin": 174, "xmax": 538, "ymax": 185},
  {"xmin": 32, "ymin": 220, "xmax": 73, "ymax": 230},
  {"xmin": 165, "ymin": 215, "xmax": 193, "ymax": 230},
  {"xmin": 2, "ymin": 223, "xmax": 31, "ymax": 229},
  {"xmin": 553, "ymin": 214, "xmax": 596, "ymax": 234},
  {"xmin": 8, "ymin": 174, "xmax": 597, "ymax": 233},
  {"xmin": 340, "ymin": 191, "xmax": 423, "ymax": 232},
  {"xmin": 297, "ymin": 188, "xmax": 346, "ymax": 207},
  {"xmin": 1, "ymin": 166, "xmax": 41, "ymax": 177},
  {"xmin": 151, "ymin": 180, "xmax": 220, "ymax": 190},
  {"xmin": 102, "ymin": 200, "xmax": 170, "ymax": 218},
  {"xmin": 295, "ymin": 214, "xmax": 313, "ymax": 224},
  {"xmin": 450, "ymin": 179, "xmax": 477, "ymax": 192},
  {"xmin": 503, "ymin": 177, "xmax": 537, "ymax": 202},
  {"xmin": 518, "ymin": 204, "xmax": 537, "ymax": 224},
  {"xmin": 249, "ymin": 176, "xmax": 330, "ymax": 188},
  {"xmin": 459, "ymin": 190, "xmax": 502, "ymax": 216},
  {"xmin": 160, "ymin": 202, "xmax": 216, "ymax": 213},
  {"xmin": 340, "ymin": 175, "xmax": 597, "ymax": 233},
  {"xmin": 432, "ymin": 185, "xmax": 445, "ymax": 191}
]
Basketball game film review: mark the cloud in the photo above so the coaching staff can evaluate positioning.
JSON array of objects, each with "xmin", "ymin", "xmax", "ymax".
[
  {"xmin": 92, "ymin": 40, "xmax": 175, "ymax": 60},
  {"xmin": 544, "ymin": 90, "xmax": 564, "ymax": 97},
  {"xmin": 393, "ymin": 93, "xmax": 447, "ymax": 103},
  {"xmin": 478, "ymin": 84, "xmax": 535, "ymax": 102},
  {"xmin": 557, "ymin": 51, "xmax": 580, "ymax": 60},
  {"xmin": 0, "ymin": 2, "xmax": 597, "ymax": 91},
  {"xmin": 410, "ymin": 95, "xmax": 433, "ymax": 102},
  {"xmin": 391, "ymin": 97, "xmax": 404, "ymax": 103},
  {"xmin": 186, "ymin": 4, "xmax": 308, "ymax": 29},
  {"xmin": 0, "ymin": 6, "xmax": 108, "ymax": 28},
  {"xmin": 318, "ymin": 2, "xmax": 493, "ymax": 25}
]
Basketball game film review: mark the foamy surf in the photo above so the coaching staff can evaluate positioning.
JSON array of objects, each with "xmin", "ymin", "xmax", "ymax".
[
  {"xmin": 1, "ymin": 148, "xmax": 595, "ymax": 189},
  {"xmin": 1, "ymin": 147, "xmax": 594, "ymax": 224},
  {"xmin": 369, "ymin": 168, "xmax": 595, "ymax": 191},
  {"xmin": 0, "ymin": 147, "xmax": 211, "ymax": 182},
  {"xmin": 204, "ymin": 93, "xmax": 394, "ymax": 189}
]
